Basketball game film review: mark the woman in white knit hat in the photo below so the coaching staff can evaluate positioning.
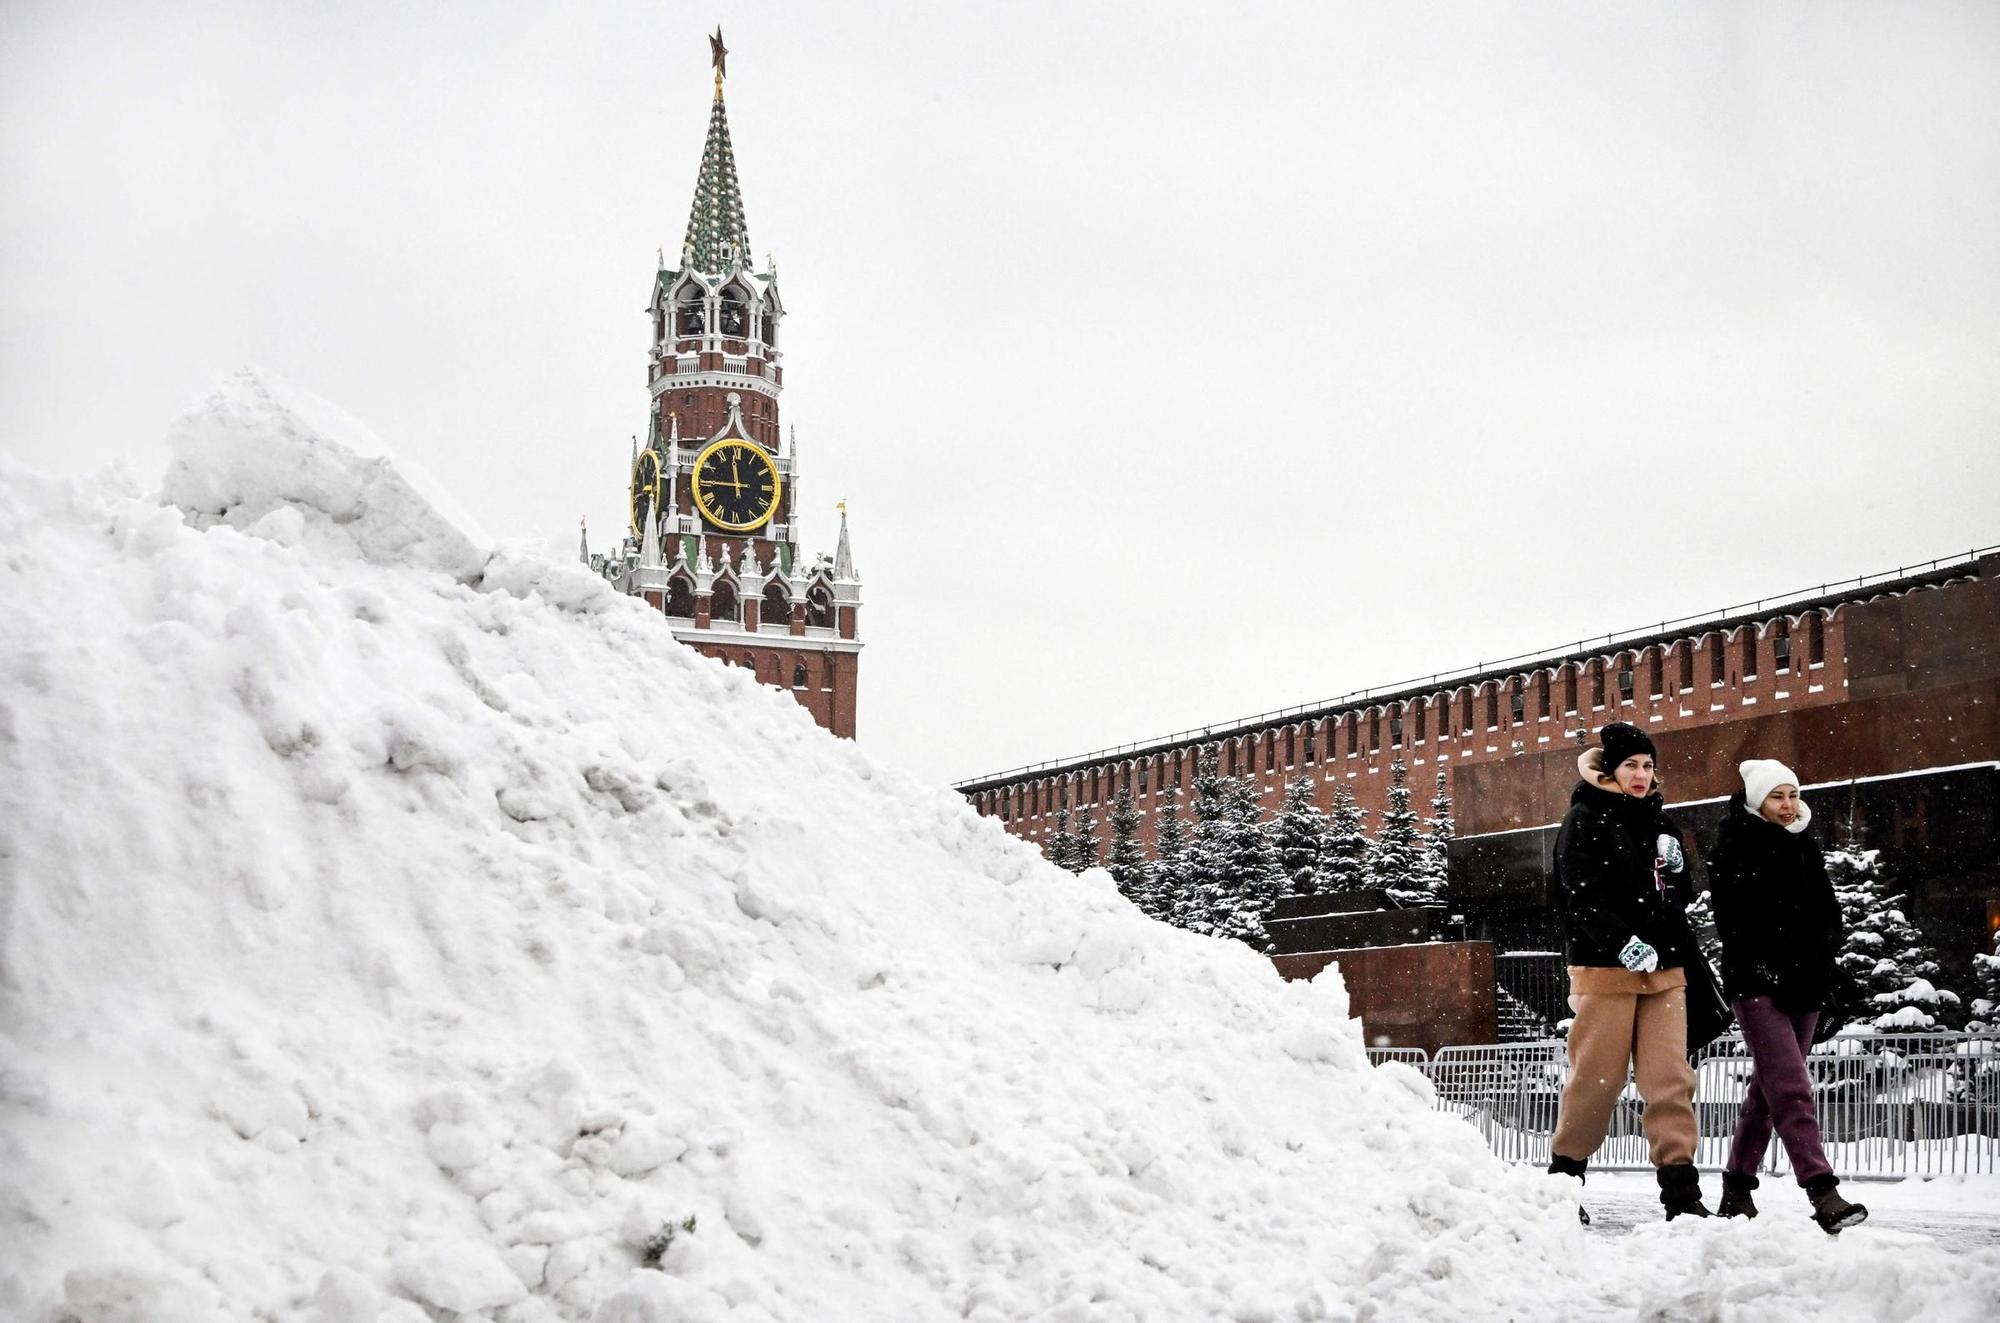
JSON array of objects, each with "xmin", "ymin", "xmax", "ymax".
[{"xmin": 1705, "ymin": 758, "xmax": 1868, "ymax": 1233}]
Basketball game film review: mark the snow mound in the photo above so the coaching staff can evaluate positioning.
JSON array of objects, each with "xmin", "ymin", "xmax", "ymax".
[
  {"xmin": 4, "ymin": 392, "xmax": 1999, "ymax": 1321},
  {"xmin": 161, "ymin": 367, "xmax": 491, "ymax": 583}
]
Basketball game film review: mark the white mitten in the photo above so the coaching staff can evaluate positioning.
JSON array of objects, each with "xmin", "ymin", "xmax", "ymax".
[
  {"xmin": 1618, "ymin": 936, "xmax": 1661, "ymax": 974},
  {"xmin": 1656, "ymin": 834, "xmax": 1685, "ymax": 873}
]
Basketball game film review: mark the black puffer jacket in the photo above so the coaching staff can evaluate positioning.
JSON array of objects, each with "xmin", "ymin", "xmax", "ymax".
[
  {"xmin": 1553, "ymin": 778, "xmax": 1696, "ymax": 969},
  {"xmin": 1706, "ymin": 791, "xmax": 1843, "ymax": 1012}
]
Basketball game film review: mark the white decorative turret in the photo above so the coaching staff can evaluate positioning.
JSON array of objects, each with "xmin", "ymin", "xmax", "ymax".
[{"xmin": 832, "ymin": 503, "xmax": 857, "ymax": 582}]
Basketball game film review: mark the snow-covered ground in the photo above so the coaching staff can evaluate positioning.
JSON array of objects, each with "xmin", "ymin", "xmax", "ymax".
[{"xmin": 3, "ymin": 370, "xmax": 1998, "ymax": 1321}]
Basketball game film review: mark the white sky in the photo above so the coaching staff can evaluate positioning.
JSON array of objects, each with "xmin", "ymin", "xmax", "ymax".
[{"xmin": 5, "ymin": 1, "xmax": 1998, "ymax": 788}]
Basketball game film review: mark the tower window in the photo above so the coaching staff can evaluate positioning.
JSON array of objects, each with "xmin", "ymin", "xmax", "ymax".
[
  {"xmin": 677, "ymin": 287, "xmax": 707, "ymax": 336},
  {"xmin": 720, "ymin": 287, "xmax": 750, "ymax": 336},
  {"xmin": 666, "ymin": 576, "xmax": 696, "ymax": 618},
  {"xmin": 792, "ymin": 661, "xmax": 808, "ymax": 688},
  {"xmin": 710, "ymin": 581, "xmax": 739, "ymax": 623}
]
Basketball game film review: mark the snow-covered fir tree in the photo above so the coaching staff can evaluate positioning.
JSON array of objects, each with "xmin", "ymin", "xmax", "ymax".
[
  {"xmin": 1168, "ymin": 748, "xmax": 1230, "ymax": 934},
  {"xmin": 1046, "ymin": 805, "xmax": 1078, "ymax": 873},
  {"xmin": 1829, "ymin": 840, "xmax": 1960, "ymax": 1031},
  {"xmin": 1410, "ymin": 770, "xmax": 1454, "ymax": 905},
  {"xmin": 1105, "ymin": 782, "xmax": 1147, "ymax": 904},
  {"xmin": 1369, "ymin": 760, "xmax": 1429, "ymax": 905},
  {"xmin": 1969, "ymin": 928, "xmax": 2000, "ymax": 1031},
  {"xmin": 1322, "ymin": 784, "xmax": 1370, "ymax": 893},
  {"xmin": 1146, "ymin": 791, "xmax": 1193, "ymax": 921},
  {"xmin": 1070, "ymin": 802, "xmax": 1101, "ymax": 873},
  {"xmin": 1269, "ymin": 775, "xmax": 1331, "ymax": 896},
  {"xmin": 1184, "ymin": 775, "xmax": 1282, "ymax": 949}
]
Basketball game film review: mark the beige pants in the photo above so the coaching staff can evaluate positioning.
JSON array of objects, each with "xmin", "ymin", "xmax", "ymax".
[{"xmin": 1551, "ymin": 976, "xmax": 1698, "ymax": 1167}]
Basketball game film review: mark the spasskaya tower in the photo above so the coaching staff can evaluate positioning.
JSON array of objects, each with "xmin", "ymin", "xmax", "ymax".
[{"xmin": 580, "ymin": 29, "xmax": 861, "ymax": 739}]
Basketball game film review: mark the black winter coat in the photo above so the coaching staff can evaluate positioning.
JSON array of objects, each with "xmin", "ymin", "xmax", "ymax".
[
  {"xmin": 1706, "ymin": 791, "xmax": 1843, "ymax": 1013},
  {"xmin": 1553, "ymin": 780, "xmax": 1697, "ymax": 970}
]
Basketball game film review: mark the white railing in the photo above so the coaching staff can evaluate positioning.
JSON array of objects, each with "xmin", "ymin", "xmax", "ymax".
[{"xmin": 1381, "ymin": 1032, "xmax": 2000, "ymax": 1179}]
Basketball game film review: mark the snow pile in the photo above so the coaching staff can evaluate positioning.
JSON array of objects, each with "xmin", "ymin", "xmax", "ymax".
[{"xmin": 3, "ymin": 372, "xmax": 1998, "ymax": 1321}]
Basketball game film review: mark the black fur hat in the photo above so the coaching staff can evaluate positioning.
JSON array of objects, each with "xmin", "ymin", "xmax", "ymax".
[{"xmin": 1598, "ymin": 721, "xmax": 1656, "ymax": 771}]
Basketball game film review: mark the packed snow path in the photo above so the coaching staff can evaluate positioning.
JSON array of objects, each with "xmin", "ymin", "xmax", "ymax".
[{"xmin": 3, "ymin": 371, "xmax": 1998, "ymax": 1321}]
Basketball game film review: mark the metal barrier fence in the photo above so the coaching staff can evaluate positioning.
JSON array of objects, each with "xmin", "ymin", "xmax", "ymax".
[
  {"xmin": 1366, "ymin": 1046, "xmax": 1430, "ymax": 1068},
  {"xmin": 1393, "ymin": 1032, "xmax": 2000, "ymax": 1179}
]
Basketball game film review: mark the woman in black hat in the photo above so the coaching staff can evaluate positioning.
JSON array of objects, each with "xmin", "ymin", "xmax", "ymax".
[{"xmin": 1545, "ymin": 722, "xmax": 1709, "ymax": 1221}]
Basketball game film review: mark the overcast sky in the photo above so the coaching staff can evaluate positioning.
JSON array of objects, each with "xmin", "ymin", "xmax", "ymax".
[{"xmin": 6, "ymin": 1, "xmax": 1998, "ymax": 788}]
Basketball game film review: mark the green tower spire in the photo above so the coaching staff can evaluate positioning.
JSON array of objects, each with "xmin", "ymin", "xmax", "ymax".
[{"xmin": 680, "ymin": 28, "xmax": 750, "ymax": 275}]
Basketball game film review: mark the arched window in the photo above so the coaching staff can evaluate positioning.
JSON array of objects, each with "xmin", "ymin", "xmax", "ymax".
[
  {"xmin": 1390, "ymin": 705, "xmax": 1404, "ymax": 747},
  {"xmin": 676, "ymin": 284, "xmax": 707, "ymax": 336},
  {"xmin": 807, "ymin": 584, "xmax": 833, "ymax": 628},
  {"xmin": 1741, "ymin": 630, "xmax": 1758, "ymax": 680},
  {"xmin": 1616, "ymin": 654, "xmax": 1635, "ymax": 703},
  {"xmin": 792, "ymin": 660, "xmax": 808, "ymax": 688},
  {"xmin": 1535, "ymin": 672, "xmax": 1550, "ymax": 719},
  {"xmin": 1807, "ymin": 613, "xmax": 1826, "ymax": 665},
  {"xmin": 719, "ymin": 285, "xmax": 750, "ymax": 337},
  {"xmin": 1563, "ymin": 665, "xmax": 1579, "ymax": 714},
  {"xmin": 666, "ymin": 575, "xmax": 696, "ymax": 618},
  {"xmin": 711, "ymin": 580, "xmax": 739, "ymax": 623},
  {"xmin": 1484, "ymin": 685, "xmax": 1499, "ymax": 730},
  {"xmin": 1773, "ymin": 621, "xmax": 1792, "ymax": 672},
  {"xmin": 1510, "ymin": 680, "xmax": 1525, "ymax": 726},
  {"xmin": 763, "ymin": 582, "xmax": 790, "ymax": 629}
]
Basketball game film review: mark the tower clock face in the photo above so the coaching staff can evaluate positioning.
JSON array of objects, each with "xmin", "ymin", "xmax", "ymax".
[
  {"xmin": 691, "ymin": 439, "xmax": 781, "ymax": 533},
  {"xmin": 630, "ymin": 448, "xmax": 663, "ymax": 540}
]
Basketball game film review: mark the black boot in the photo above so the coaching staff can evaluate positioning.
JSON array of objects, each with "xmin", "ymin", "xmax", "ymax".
[
  {"xmin": 1717, "ymin": 1172, "xmax": 1759, "ymax": 1219},
  {"xmin": 1657, "ymin": 1162, "xmax": 1711, "ymax": 1220},
  {"xmin": 1806, "ymin": 1175, "xmax": 1869, "ymax": 1233},
  {"xmin": 1548, "ymin": 1154, "xmax": 1590, "ymax": 1226}
]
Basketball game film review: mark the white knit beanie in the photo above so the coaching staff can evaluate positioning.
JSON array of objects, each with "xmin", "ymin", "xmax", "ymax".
[{"xmin": 1740, "ymin": 759, "xmax": 1800, "ymax": 810}]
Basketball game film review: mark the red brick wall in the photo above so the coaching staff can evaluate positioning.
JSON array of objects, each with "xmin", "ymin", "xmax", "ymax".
[
  {"xmin": 1272, "ymin": 941, "xmax": 1497, "ymax": 1055},
  {"xmin": 968, "ymin": 558, "xmax": 1999, "ymax": 856},
  {"xmin": 682, "ymin": 639, "xmax": 860, "ymax": 739}
]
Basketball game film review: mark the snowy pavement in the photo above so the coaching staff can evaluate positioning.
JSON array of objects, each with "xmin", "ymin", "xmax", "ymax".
[{"xmin": 1578, "ymin": 1170, "xmax": 2000, "ymax": 1253}]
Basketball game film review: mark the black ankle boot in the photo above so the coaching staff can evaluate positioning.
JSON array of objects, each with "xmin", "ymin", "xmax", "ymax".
[
  {"xmin": 1805, "ymin": 1175, "xmax": 1868, "ymax": 1233},
  {"xmin": 1717, "ymin": 1172, "xmax": 1759, "ymax": 1219},
  {"xmin": 1548, "ymin": 1154, "xmax": 1590, "ymax": 1225},
  {"xmin": 1657, "ymin": 1162, "xmax": 1711, "ymax": 1220}
]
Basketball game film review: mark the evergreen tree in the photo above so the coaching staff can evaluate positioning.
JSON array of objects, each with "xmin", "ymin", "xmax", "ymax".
[
  {"xmin": 1829, "ymin": 842, "xmax": 1960, "ymax": 1031},
  {"xmin": 1171, "ymin": 748, "xmax": 1231, "ymax": 934},
  {"xmin": 1411, "ymin": 770, "xmax": 1455, "ymax": 905},
  {"xmin": 1323, "ymin": 784, "xmax": 1370, "ymax": 893},
  {"xmin": 1070, "ymin": 802, "xmax": 1101, "ymax": 872},
  {"xmin": 1968, "ymin": 929, "xmax": 2000, "ymax": 1031},
  {"xmin": 1269, "ymin": 775, "xmax": 1332, "ymax": 896},
  {"xmin": 1146, "ymin": 791, "xmax": 1194, "ymax": 922},
  {"xmin": 1106, "ymin": 783, "xmax": 1147, "ymax": 903},
  {"xmin": 1185, "ymin": 775, "xmax": 1282, "ymax": 948},
  {"xmin": 1046, "ymin": 805, "xmax": 1077, "ymax": 873},
  {"xmin": 1369, "ymin": 760, "xmax": 1428, "ymax": 904}
]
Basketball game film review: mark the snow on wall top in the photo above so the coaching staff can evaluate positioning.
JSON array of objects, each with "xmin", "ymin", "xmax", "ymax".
[
  {"xmin": 161, "ymin": 367, "xmax": 492, "ymax": 583},
  {"xmin": 2, "ymin": 388, "xmax": 1997, "ymax": 1322}
]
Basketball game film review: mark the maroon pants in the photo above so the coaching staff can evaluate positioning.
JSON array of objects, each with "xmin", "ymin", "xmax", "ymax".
[{"xmin": 1726, "ymin": 996, "xmax": 1833, "ymax": 1185}]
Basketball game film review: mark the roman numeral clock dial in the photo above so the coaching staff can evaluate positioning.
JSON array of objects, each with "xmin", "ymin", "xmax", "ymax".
[{"xmin": 690, "ymin": 439, "xmax": 781, "ymax": 533}]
